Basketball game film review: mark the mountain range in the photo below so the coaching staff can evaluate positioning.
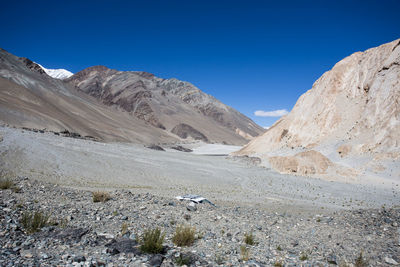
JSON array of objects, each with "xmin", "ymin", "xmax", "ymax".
[{"xmin": 0, "ymin": 48, "xmax": 263, "ymax": 145}]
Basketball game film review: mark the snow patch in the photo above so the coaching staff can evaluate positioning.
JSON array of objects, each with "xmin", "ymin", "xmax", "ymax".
[
  {"xmin": 37, "ymin": 64, "xmax": 73, "ymax": 79},
  {"xmin": 191, "ymin": 144, "xmax": 242, "ymax": 155}
]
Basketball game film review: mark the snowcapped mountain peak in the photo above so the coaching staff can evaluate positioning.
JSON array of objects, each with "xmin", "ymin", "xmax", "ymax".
[{"xmin": 37, "ymin": 64, "xmax": 73, "ymax": 79}]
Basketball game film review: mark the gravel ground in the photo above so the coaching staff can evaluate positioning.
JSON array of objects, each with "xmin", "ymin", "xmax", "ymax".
[
  {"xmin": 0, "ymin": 126, "xmax": 400, "ymax": 266},
  {"xmin": 0, "ymin": 126, "xmax": 399, "ymax": 214},
  {"xmin": 1, "ymin": 176, "xmax": 400, "ymax": 267}
]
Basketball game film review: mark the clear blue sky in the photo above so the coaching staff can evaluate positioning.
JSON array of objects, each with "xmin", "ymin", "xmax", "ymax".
[{"xmin": 1, "ymin": 0, "xmax": 399, "ymax": 127}]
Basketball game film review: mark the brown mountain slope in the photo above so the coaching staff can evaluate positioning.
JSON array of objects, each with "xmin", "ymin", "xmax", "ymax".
[
  {"xmin": 235, "ymin": 39, "xmax": 400, "ymax": 182},
  {"xmin": 65, "ymin": 66, "xmax": 264, "ymax": 144},
  {"xmin": 0, "ymin": 48, "xmax": 263, "ymax": 144}
]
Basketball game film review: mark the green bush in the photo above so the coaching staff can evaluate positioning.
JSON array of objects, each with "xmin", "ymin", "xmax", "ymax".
[
  {"xmin": 244, "ymin": 232, "xmax": 256, "ymax": 245},
  {"xmin": 20, "ymin": 210, "xmax": 50, "ymax": 234},
  {"xmin": 172, "ymin": 225, "xmax": 196, "ymax": 247},
  {"xmin": 139, "ymin": 228, "xmax": 165, "ymax": 254},
  {"xmin": 300, "ymin": 253, "xmax": 308, "ymax": 261},
  {"xmin": 175, "ymin": 254, "xmax": 191, "ymax": 266}
]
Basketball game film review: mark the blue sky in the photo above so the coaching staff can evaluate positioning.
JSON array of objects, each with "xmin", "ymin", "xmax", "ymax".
[{"xmin": 1, "ymin": 0, "xmax": 399, "ymax": 127}]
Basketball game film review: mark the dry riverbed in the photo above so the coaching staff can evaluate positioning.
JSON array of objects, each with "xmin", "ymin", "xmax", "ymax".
[{"xmin": 0, "ymin": 126, "xmax": 400, "ymax": 266}]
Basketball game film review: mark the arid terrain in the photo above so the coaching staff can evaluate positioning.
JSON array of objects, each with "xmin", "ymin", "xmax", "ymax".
[
  {"xmin": 1, "ymin": 126, "xmax": 398, "ymax": 212},
  {"xmin": 0, "ymin": 38, "xmax": 399, "ymax": 266},
  {"xmin": 1, "ymin": 126, "xmax": 400, "ymax": 266},
  {"xmin": 236, "ymin": 39, "xmax": 400, "ymax": 184}
]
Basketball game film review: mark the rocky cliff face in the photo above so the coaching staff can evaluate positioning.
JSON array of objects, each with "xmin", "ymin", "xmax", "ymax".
[
  {"xmin": 235, "ymin": 39, "xmax": 400, "ymax": 181},
  {"xmin": 65, "ymin": 66, "xmax": 264, "ymax": 144}
]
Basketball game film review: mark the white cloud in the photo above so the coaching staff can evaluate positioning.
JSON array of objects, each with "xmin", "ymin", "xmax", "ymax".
[
  {"xmin": 263, "ymin": 126, "xmax": 270, "ymax": 129},
  {"xmin": 254, "ymin": 109, "xmax": 289, "ymax": 117}
]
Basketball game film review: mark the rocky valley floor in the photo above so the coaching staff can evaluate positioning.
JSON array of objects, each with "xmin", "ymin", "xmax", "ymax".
[
  {"xmin": 0, "ymin": 177, "xmax": 400, "ymax": 266},
  {"xmin": 0, "ymin": 126, "xmax": 400, "ymax": 266}
]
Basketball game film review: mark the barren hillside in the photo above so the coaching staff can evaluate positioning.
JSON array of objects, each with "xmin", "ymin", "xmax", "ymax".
[
  {"xmin": 235, "ymin": 39, "xmax": 400, "ymax": 181},
  {"xmin": 0, "ymin": 49, "xmax": 263, "ymax": 145}
]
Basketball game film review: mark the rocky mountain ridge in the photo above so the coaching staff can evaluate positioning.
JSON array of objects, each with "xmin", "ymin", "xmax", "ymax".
[
  {"xmin": 65, "ymin": 65, "xmax": 263, "ymax": 143},
  {"xmin": 0, "ymin": 48, "xmax": 263, "ymax": 145},
  {"xmin": 235, "ymin": 39, "xmax": 400, "ymax": 181}
]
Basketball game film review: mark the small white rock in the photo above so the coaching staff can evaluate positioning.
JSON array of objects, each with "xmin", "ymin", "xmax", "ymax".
[{"xmin": 384, "ymin": 257, "xmax": 399, "ymax": 265}]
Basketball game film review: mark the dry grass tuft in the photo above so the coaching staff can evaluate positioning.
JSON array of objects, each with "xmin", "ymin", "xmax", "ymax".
[
  {"xmin": 172, "ymin": 225, "xmax": 196, "ymax": 247},
  {"xmin": 355, "ymin": 251, "xmax": 368, "ymax": 267},
  {"xmin": 92, "ymin": 191, "xmax": 111, "ymax": 203},
  {"xmin": 240, "ymin": 245, "xmax": 250, "ymax": 261},
  {"xmin": 0, "ymin": 177, "xmax": 13, "ymax": 190},
  {"xmin": 244, "ymin": 232, "xmax": 256, "ymax": 245},
  {"xmin": 20, "ymin": 210, "xmax": 50, "ymax": 234},
  {"xmin": 139, "ymin": 228, "xmax": 165, "ymax": 254},
  {"xmin": 121, "ymin": 222, "xmax": 129, "ymax": 236},
  {"xmin": 0, "ymin": 170, "xmax": 14, "ymax": 190}
]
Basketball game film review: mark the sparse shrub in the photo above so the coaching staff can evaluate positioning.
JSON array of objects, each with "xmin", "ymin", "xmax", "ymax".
[
  {"xmin": 175, "ymin": 254, "xmax": 191, "ymax": 266},
  {"xmin": 338, "ymin": 261, "xmax": 351, "ymax": 267},
  {"xmin": 355, "ymin": 251, "xmax": 368, "ymax": 267},
  {"xmin": 274, "ymin": 261, "xmax": 283, "ymax": 267},
  {"xmin": 240, "ymin": 245, "xmax": 250, "ymax": 261},
  {"xmin": 196, "ymin": 231, "xmax": 204, "ymax": 239},
  {"xmin": 215, "ymin": 253, "xmax": 226, "ymax": 265},
  {"xmin": 48, "ymin": 217, "xmax": 68, "ymax": 228},
  {"xmin": 300, "ymin": 253, "xmax": 308, "ymax": 261},
  {"xmin": 0, "ymin": 177, "xmax": 13, "ymax": 190},
  {"xmin": 12, "ymin": 186, "xmax": 21, "ymax": 193},
  {"xmin": 92, "ymin": 191, "xmax": 111, "ymax": 203},
  {"xmin": 58, "ymin": 218, "xmax": 68, "ymax": 228},
  {"xmin": 244, "ymin": 232, "xmax": 255, "ymax": 245},
  {"xmin": 121, "ymin": 222, "xmax": 129, "ymax": 236},
  {"xmin": 139, "ymin": 228, "xmax": 165, "ymax": 254},
  {"xmin": 0, "ymin": 170, "xmax": 15, "ymax": 190},
  {"xmin": 276, "ymin": 245, "xmax": 282, "ymax": 251},
  {"xmin": 20, "ymin": 210, "xmax": 50, "ymax": 234},
  {"xmin": 172, "ymin": 225, "xmax": 196, "ymax": 247}
]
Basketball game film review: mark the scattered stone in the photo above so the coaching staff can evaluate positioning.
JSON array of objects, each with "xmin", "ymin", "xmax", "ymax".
[
  {"xmin": 20, "ymin": 250, "xmax": 33, "ymax": 258},
  {"xmin": 0, "ymin": 176, "xmax": 398, "ymax": 266},
  {"xmin": 186, "ymin": 202, "xmax": 197, "ymax": 212},
  {"xmin": 147, "ymin": 145, "xmax": 165, "ymax": 151},
  {"xmin": 148, "ymin": 254, "xmax": 164, "ymax": 267},
  {"xmin": 105, "ymin": 238, "xmax": 139, "ymax": 254},
  {"xmin": 171, "ymin": 146, "xmax": 193, "ymax": 153},
  {"xmin": 327, "ymin": 254, "xmax": 337, "ymax": 265},
  {"xmin": 73, "ymin": 255, "xmax": 86, "ymax": 263},
  {"xmin": 385, "ymin": 257, "xmax": 399, "ymax": 265}
]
